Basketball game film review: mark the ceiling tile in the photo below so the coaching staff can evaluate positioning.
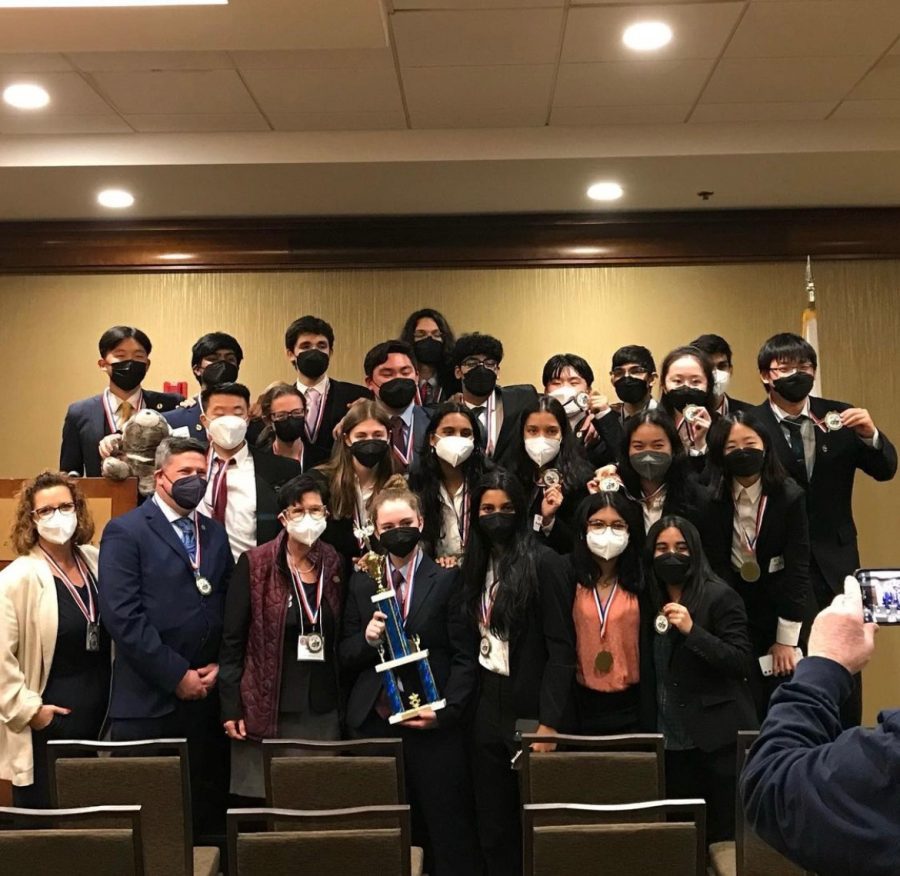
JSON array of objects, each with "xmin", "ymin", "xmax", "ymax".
[
  {"xmin": 725, "ymin": 1, "xmax": 900, "ymax": 59},
  {"xmin": 242, "ymin": 67, "xmax": 404, "ymax": 113},
  {"xmin": 392, "ymin": 9, "xmax": 563, "ymax": 67},
  {"xmin": 562, "ymin": 3, "xmax": 744, "ymax": 63},
  {"xmin": 701, "ymin": 56, "xmax": 874, "ymax": 103},
  {"xmin": 0, "ymin": 53, "xmax": 71, "ymax": 72},
  {"xmin": 847, "ymin": 55, "xmax": 900, "ymax": 99},
  {"xmin": 555, "ymin": 59, "xmax": 714, "ymax": 107},
  {"xmin": 268, "ymin": 110, "xmax": 407, "ymax": 131},
  {"xmin": 89, "ymin": 69, "xmax": 257, "ymax": 114},
  {"xmin": 124, "ymin": 113, "xmax": 270, "ymax": 133},
  {"xmin": 0, "ymin": 113, "xmax": 130, "ymax": 134},
  {"xmin": 403, "ymin": 64, "xmax": 554, "ymax": 112},
  {"xmin": 69, "ymin": 52, "xmax": 234, "ymax": 72},
  {"xmin": 550, "ymin": 104, "xmax": 690, "ymax": 125},
  {"xmin": 231, "ymin": 48, "xmax": 394, "ymax": 71},
  {"xmin": 690, "ymin": 101, "xmax": 835, "ymax": 122},
  {"xmin": 409, "ymin": 106, "xmax": 547, "ymax": 128},
  {"xmin": 831, "ymin": 99, "xmax": 900, "ymax": 119},
  {"xmin": 0, "ymin": 70, "xmax": 114, "ymax": 113}
]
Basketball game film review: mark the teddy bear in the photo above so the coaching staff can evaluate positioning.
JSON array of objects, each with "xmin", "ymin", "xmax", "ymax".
[{"xmin": 101, "ymin": 408, "xmax": 172, "ymax": 496}]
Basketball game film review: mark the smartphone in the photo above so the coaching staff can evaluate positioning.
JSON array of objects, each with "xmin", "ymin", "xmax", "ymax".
[
  {"xmin": 855, "ymin": 569, "xmax": 900, "ymax": 625},
  {"xmin": 758, "ymin": 649, "xmax": 804, "ymax": 677}
]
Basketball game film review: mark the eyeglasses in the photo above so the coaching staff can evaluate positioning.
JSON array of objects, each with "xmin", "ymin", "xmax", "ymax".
[
  {"xmin": 413, "ymin": 330, "xmax": 443, "ymax": 341},
  {"xmin": 611, "ymin": 367, "xmax": 648, "ymax": 379},
  {"xmin": 666, "ymin": 377, "xmax": 706, "ymax": 388},
  {"xmin": 462, "ymin": 357, "xmax": 499, "ymax": 372},
  {"xmin": 282, "ymin": 506, "xmax": 327, "ymax": 521},
  {"xmin": 586, "ymin": 520, "xmax": 628, "ymax": 534},
  {"xmin": 768, "ymin": 363, "xmax": 815, "ymax": 377},
  {"xmin": 271, "ymin": 410, "xmax": 304, "ymax": 422},
  {"xmin": 32, "ymin": 502, "xmax": 76, "ymax": 521}
]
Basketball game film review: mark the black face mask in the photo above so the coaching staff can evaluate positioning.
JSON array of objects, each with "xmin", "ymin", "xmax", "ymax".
[
  {"xmin": 463, "ymin": 365, "xmax": 498, "ymax": 397},
  {"xmin": 378, "ymin": 377, "xmax": 417, "ymax": 410},
  {"xmin": 724, "ymin": 447, "xmax": 765, "ymax": 478},
  {"xmin": 772, "ymin": 372, "xmax": 814, "ymax": 404},
  {"xmin": 273, "ymin": 416, "xmax": 306, "ymax": 444},
  {"xmin": 664, "ymin": 386, "xmax": 708, "ymax": 412},
  {"xmin": 413, "ymin": 337, "xmax": 444, "ymax": 366},
  {"xmin": 478, "ymin": 512, "xmax": 517, "ymax": 544},
  {"xmin": 349, "ymin": 438, "xmax": 390, "ymax": 469},
  {"xmin": 199, "ymin": 360, "xmax": 239, "ymax": 387},
  {"xmin": 109, "ymin": 360, "xmax": 147, "ymax": 392},
  {"xmin": 379, "ymin": 526, "xmax": 421, "ymax": 558},
  {"xmin": 630, "ymin": 450, "xmax": 672, "ymax": 482},
  {"xmin": 165, "ymin": 473, "xmax": 208, "ymax": 512},
  {"xmin": 654, "ymin": 552, "xmax": 691, "ymax": 587},
  {"xmin": 614, "ymin": 375, "xmax": 648, "ymax": 405},
  {"xmin": 295, "ymin": 349, "xmax": 330, "ymax": 380}
]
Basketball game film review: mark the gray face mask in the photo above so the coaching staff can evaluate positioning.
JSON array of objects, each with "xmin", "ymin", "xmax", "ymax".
[{"xmin": 630, "ymin": 450, "xmax": 672, "ymax": 481}]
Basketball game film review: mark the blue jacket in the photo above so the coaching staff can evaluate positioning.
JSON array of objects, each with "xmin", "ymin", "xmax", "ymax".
[
  {"xmin": 97, "ymin": 498, "xmax": 234, "ymax": 720},
  {"xmin": 741, "ymin": 656, "xmax": 900, "ymax": 876},
  {"xmin": 163, "ymin": 396, "xmax": 209, "ymax": 445}
]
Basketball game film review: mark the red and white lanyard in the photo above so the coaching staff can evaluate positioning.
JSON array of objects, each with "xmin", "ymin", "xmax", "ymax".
[
  {"xmin": 289, "ymin": 560, "xmax": 324, "ymax": 628},
  {"xmin": 391, "ymin": 418, "xmax": 416, "ymax": 469},
  {"xmin": 102, "ymin": 388, "xmax": 143, "ymax": 435},
  {"xmin": 41, "ymin": 548, "xmax": 97, "ymax": 624},
  {"xmin": 807, "ymin": 411, "xmax": 830, "ymax": 434},
  {"xmin": 483, "ymin": 393, "xmax": 496, "ymax": 457},
  {"xmin": 592, "ymin": 580, "xmax": 619, "ymax": 640},
  {"xmin": 740, "ymin": 494, "xmax": 768, "ymax": 556},
  {"xmin": 387, "ymin": 552, "xmax": 418, "ymax": 621},
  {"xmin": 676, "ymin": 413, "xmax": 697, "ymax": 447},
  {"xmin": 304, "ymin": 384, "xmax": 329, "ymax": 444},
  {"xmin": 481, "ymin": 563, "xmax": 499, "ymax": 629}
]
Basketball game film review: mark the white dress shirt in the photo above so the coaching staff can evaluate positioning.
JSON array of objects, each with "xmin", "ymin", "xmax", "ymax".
[
  {"xmin": 295, "ymin": 373, "xmax": 329, "ymax": 399},
  {"xmin": 478, "ymin": 562, "xmax": 510, "ymax": 676},
  {"xmin": 436, "ymin": 481, "xmax": 465, "ymax": 558},
  {"xmin": 200, "ymin": 442, "xmax": 257, "ymax": 561},
  {"xmin": 642, "ymin": 484, "xmax": 667, "ymax": 532},
  {"xmin": 465, "ymin": 389, "xmax": 503, "ymax": 456},
  {"xmin": 152, "ymin": 491, "xmax": 196, "ymax": 530}
]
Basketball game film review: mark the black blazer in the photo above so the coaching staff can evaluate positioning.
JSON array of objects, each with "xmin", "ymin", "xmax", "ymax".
[
  {"xmin": 636, "ymin": 474, "xmax": 710, "ymax": 542},
  {"xmin": 493, "ymin": 384, "xmax": 539, "ymax": 461},
  {"xmin": 723, "ymin": 394, "xmax": 754, "ymax": 414},
  {"xmin": 60, "ymin": 389, "xmax": 183, "ymax": 476},
  {"xmin": 339, "ymin": 553, "xmax": 478, "ymax": 731},
  {"xmin": 754, "ymin": 398, "xmax": 897, "ymax": 592},
  {"xmin": 641, "ymin": 578, "xmax": 758, "ymax": 752},
  {"xmin": 248, "ymin": 447, "xmax": 304, "ymax": 547},
  {"xmin": 575, "ymin": 410, "xmax": 621, "ymax": 470},
  {"xmin": 701, "ymin": 478, "xmax": 810, "ymax": 655},
  {"xmin": 306, "ymin": 378, "xmax": 373, "ymax": 458}
]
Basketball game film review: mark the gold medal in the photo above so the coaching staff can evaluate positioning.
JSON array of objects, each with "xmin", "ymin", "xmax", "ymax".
[
  {"xmin": 594, "ymin": 650, "xmax": 614, "ymax": 674},
  {"xmin": 741, "ymin": 559, "xmax": 761, "ymax": 583}
]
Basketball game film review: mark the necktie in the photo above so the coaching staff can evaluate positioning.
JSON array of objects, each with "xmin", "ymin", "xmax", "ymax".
[
  {"xmin": 472, "ymin": 406, "xmax": 487, "ymax": 449},
  {"xmin": 419, "ymin": 380, "xmax": 431, "ymax": 405},
  {"xmin": 783, "ymin": 417, "xmax": 806, "ymax": 472},
  {"xmin": 392, "ymin": 566, "xmax": 407, "ymax": 607},
  {"xmin": 117, "ymin": 400, "xmax": 134, "ymax": 431},
  {"xmin": 305, "ymin": 387, "xmax": 321, "ymax": 441},
  {"xmin": 212, "ymin": 457, "xmax": 233, "ymax": 523},
  {"xmin": 174, "ymin": 516, "xmax": 196, "ymax": 556},
  {"xmin": 390, "ymin": 416, "xmax": 407, "ymax": 457}
]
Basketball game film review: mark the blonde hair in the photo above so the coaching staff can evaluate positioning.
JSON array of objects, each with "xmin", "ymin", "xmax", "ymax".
[
  {"xmin": 11, "ymin": 471, "xmax": 95, "ymax": 556},
  {"xmin": 372, "ymin": 474, "xmax": 420, "ymax": 526}
]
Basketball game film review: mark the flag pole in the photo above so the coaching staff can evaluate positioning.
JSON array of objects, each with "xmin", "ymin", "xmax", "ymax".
[{"xmin": 802, "ymin": 256, "xmax": 822, "ymax": 396}]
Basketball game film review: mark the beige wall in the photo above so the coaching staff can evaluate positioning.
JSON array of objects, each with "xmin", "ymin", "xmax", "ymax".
[{"xmin": 0, "ymin": 260, "xmax": 897, "ymax": 569}]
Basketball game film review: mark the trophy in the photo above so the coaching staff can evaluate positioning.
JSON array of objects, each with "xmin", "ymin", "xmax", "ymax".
[{"xmin": 357, "ymin": 525, "xmax": 447, "ymax": 724}]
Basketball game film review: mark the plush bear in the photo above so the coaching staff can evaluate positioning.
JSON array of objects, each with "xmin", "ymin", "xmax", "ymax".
[{"xmin": 101, "ymin": 408, "xmax": 172, "ymax": 496}]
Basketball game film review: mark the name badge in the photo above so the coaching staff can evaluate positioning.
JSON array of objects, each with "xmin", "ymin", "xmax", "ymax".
[
  {"xmin": 297, "ymin": 633, "xmax": 325, "ymax": 663},
  {"xmin": 769, "ymin": 555, "xmax": 785, "ymax": 574},
  {"xmin": 170, "ymin": 425, "xmax": 190, "ymax": 438}
]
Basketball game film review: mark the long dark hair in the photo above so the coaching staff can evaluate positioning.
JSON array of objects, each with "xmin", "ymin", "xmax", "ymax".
[
  {"xmin": 399, "ymin": 308, "xmax": 460, "ymax": 397},
  {"xmin": 508, "ymin": 395, "xmax": 593, "ymax": 494},
  {"xmin": 619, "ymin": 410, "xmax": 696, "ymax": 514},
  {"xmin": 461, "ymin": 469, "xmax": 542, "ymax": 639},
  {"xmin": 571, "ymin": 491, "xmax": 644, "ymax": 596},
  {"xmin": 706, "ymin": 410, "xmax": 788, "ymax": 501},
  {"xmin": 659, "ymin": 346, "xmax": 716, "ymax": 417},
  {"xmin": 408, "ymin": 402, "xmax": 489, "ymax": 550},
  {"xmin": 644, "ymin": 514, "xmax": 720, "ymax": 613}
]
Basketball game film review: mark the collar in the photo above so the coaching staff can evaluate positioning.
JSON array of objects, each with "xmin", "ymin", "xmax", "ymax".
[
  {"xmin": 107, "ymin": 388, "xmax": 142, "ymax": 411},
  {"xmin": 212, "ymin": 441, "xmax": 250, "ymax": 467},
  {"xmin": 387, "ymin": 546, "xmax": 424, "ymax": 582},
  {"xmin": 732, "ymin": 477, "xmax": 763, "ymax": 504},
  {"xmin": 152, "ymin": 491, "xmax": 194, "ymax": 523},
  {"xmin": 296, "ymin": 374, "xmax": 329, "ymax": 396},
  {"xmin": 769, "ymin": 397, "xmax": 810, "ymax": 423},
  {"xmin": 398, "ymin": 402, "xmax": 415, "ymax": 429},
  {"xmin": 716, "ymin": 395, "xmax": 729, "ymax": 416},
  {"xmin": 464, "ymin": 388, "xmax": 499, "ymax": 410}
]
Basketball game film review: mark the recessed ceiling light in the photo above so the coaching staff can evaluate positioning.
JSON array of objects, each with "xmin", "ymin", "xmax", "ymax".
[
  {"xmin": 586, "ymin": 182, "xmax": 624, "ymax": 202},
  {"xmin": 623, "ymin": 21, "xmax": 673, "ymax": 52},
  {"xmin": 158, "ymin": 253, "xmax": 195, "ymax": 260},
  {"xmin": 97, "ymin": 188, "xmax": 135, "ymax": 209},
  {"xmin": 2, "ymin": 83, "xmax": 50, "ymax": 110},
  {"xmin": 0, "ymin": 0, "xmax": 226, "ymax": 6}
]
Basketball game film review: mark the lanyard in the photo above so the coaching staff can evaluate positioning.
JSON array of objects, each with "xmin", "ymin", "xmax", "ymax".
[
  {"xmin": 641, "ymin": 483, "xmax": 666, "ymax": 508},
  {"xmin": 592, "ymin": 580, "xmax": 619, "ymax": 640},
  {"xmin": 304, "ymin": 383, "xmax": 329, "ymax": 444},
  {"xmin": 806, "ymin": 411, "xmax": 829, "ymax": 434},
  {"xmin": 289, "ymin": 559, "xmax": 324, "ymax": 627},
  {"xmin": 455, "ymin": 483, "xmax": 470, "ymax": 548},
  {"xmin": 483, "ymin": 392, "xmax": 496, "ymax": 457},
  {"xmin": 184, "ymin": 514, "xmax": 202, "ymax": 573},
  {"xmin": 41, "ymin": 548, "xmax": 97, "ymax": 623},
  {"xmin": 391, "ymin": 418, "xmax": 416, "ymax": 468},
  {"xmin": 102, "ymin": 387, "xmax": 143, "ymax": 435},
  {"xmin": 387, "ymin": 552, "xmax": 418, "ymax": 621},
  {"xmin": 739, "ymin": 493, "xmax": 768, "ymax": 555},
  {"xmin": 481, "ymin": 562, "xmax": 499, "ymax": 628}
]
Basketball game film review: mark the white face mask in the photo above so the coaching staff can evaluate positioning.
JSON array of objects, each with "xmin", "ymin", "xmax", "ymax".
[
  {"xmin": 525, "ymin": 436, "xmax": 561, "ymax": 467},
  {"xmin": 285, "ymin": 513, "xmax": 327, "ymax": 547},
  {"xmin": 713, "ymin": 368, "xmax": 731, "ymax": 398},
  {"xmin": 586, "ymin": 528, "xmax": 629, "ymax": 560},
  {"xmin": 549, "ymin": 387, "xmax": 587, "ymax": 419},
  {"xmin": 207, "ymin": 414, "xmax": 248, "ymax": 450},
  {"xmin": 36, "ymin": 509, "xmax": 78, "ymax": 545},
  {"xmin": 434, "ymin": 434, "xmax": 475, "ymax": 468}
]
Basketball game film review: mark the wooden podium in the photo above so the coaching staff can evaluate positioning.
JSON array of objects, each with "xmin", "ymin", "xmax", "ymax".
[{"xmin": 0, "ymin": 477, "xmax": 138, "ymax": 804}]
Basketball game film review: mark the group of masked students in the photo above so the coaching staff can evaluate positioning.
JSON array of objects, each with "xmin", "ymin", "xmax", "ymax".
[{"xmin": 0, "ymin": 308, "xmax": 895, "ymax": 876}]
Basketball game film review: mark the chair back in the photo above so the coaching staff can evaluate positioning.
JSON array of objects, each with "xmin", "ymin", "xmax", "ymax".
[
  {"xmin": 0, "ymin": 804, "xmax": 144, "ymax": 875},
  {"xmin": 524, "ymin": 800, "xmax": 706, "ymax": 876},
  {"xmin": 48, "ymin": 739, "xmax": 192, "ymax": 876},
  {"xmin": 227, "ymin": 805, "xmax": 411, "ymax": 876}
]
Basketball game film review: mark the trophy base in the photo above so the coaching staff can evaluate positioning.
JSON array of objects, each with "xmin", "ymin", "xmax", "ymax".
[{"xmin": 388, "ymin": 698, "xmax": 447, "ymax": 725}]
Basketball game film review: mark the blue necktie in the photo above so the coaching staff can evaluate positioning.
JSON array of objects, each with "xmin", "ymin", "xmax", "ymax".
[{"xmin": 174, "ymin": 516, "xmax": 196, "ymax": 556}]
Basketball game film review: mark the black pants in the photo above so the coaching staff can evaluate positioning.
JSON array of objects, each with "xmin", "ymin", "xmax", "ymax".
[
  {"xmin": 109, "ymin": 693, "xmax": 227, "ymax": 841},
  {"xmin": 356, "ymin": 712, "xmax": 482, "ymax": 876},
  {"xmin": 575, "ymin": 684, "xmax": 640, "ymax": 735},
  {"xmin": 665, "ymin": 744, "xmax": 736, "ymax": 844},
  {"xmin": 469, "ymin": 669, "xmax": 521, "ymax": 876}
]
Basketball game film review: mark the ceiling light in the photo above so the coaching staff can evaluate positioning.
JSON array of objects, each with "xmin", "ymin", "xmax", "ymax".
[
  {"xmin": 2, "ymin": 83, "xmax": 50, "ymax": 110},
  {"xmin": 97, "ymin": 188, "xmax": 135, "ymax": 209},
  {"xmin": 158, "ymin": 253, "xmax": 195, "ymax": 260},
  {"xmin": 586, "ymin": 182, "xmax": 624, "ymax": 202},
  {"xmin": 623, "ymin": 21, "xmax": 672, "ymax": 52},
  {"xmin": 0, "ymin": 0, "xmax": 226, "ymax": 6}
]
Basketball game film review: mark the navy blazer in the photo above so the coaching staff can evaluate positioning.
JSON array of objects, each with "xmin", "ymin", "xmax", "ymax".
[
  {"xmin": 163, "ymin": 395, "xmax": 209, "ymax": 445},
  {"xmin": 97, "ymin": 498, "xmax": 234, "ymax": 720},
  {"xmin": 60, "ymin": 389, "xmax": 183, "ymax": 476}
]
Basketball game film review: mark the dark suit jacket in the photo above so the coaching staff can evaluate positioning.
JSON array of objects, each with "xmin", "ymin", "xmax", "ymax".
[
  {"xmin": 60, "ymin": 389, "xmax": 183, "ymax": 476},
  {"xmin": 493, "ymin": 383, "xmax": 540, "ymax": 461},
  {"xmin": 339, "ymin": 553, "xmax": 478, "ymax": 731},
  {"xmin": 575, "ymin": 410, "xmax": 621, "ymax": 469},
  {"xmin": 753, "ymin": 398, "xmax": 897, "ymax": 592},
  {"xmin": 97, "ymin": 498, "xmax": 234, "ymax": 720},
  {"xmin": 641, "ymin": 577, "xmax": 758, "ymax": 752},
  {"xmin": 248, "ymin": 447, "xmax": 304, "ymax": 547},
  {"xmin": 701, "ymin": 478, "xmax": 810, "ymax": 654},
  {"xmin": 389, "ymin": 404, "xmax": 431, "ymax": 476},
  {"xmin": 306, "ymin": 378, "xmax": 373, "ymax": 459},
  {"xmin": 163, "ymin": 395, "xmax": 208, "ymax": 445},
  {"xmin": 723, "ymin": 394, "xmax": 754, "ymax": 414}
]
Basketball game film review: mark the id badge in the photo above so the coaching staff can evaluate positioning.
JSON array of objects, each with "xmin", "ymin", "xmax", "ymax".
[
  {"xmin": 297, "ymin": 633, "xmax": 325, "ymax": 663},
  {"xmin": 85, "ymin": 621, "xmax": 101, "ymax": 653}
]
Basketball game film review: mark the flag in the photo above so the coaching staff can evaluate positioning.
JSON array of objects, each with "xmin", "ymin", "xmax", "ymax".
[{"xmin": 802, "ymin": 256, "xmax": 822, "ymax": 397}]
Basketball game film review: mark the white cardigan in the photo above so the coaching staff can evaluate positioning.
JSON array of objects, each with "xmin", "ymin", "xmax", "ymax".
[{"xmin": 0, "ymin": 544, "xmax": 99, "ymax": 786}]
